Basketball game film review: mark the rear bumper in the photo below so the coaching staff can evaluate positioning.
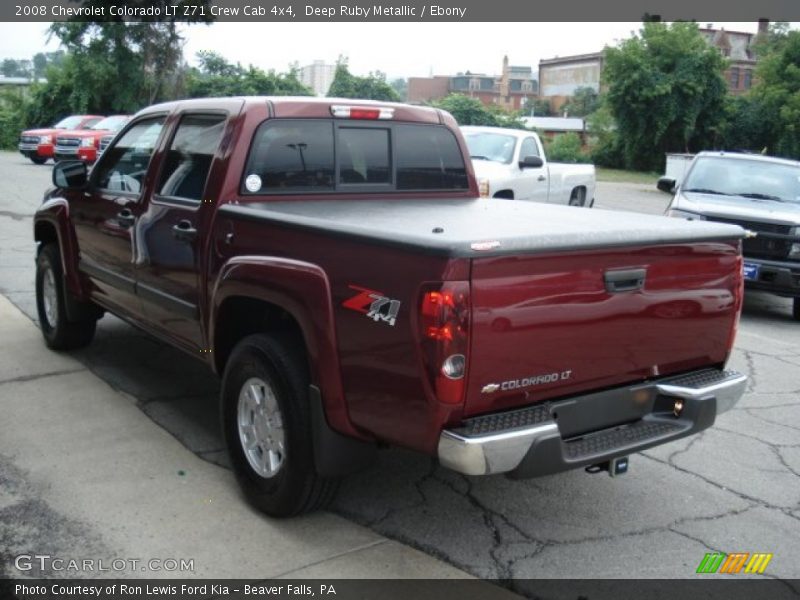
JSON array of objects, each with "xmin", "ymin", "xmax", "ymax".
[
  {"xmin": 743, "ymin": 257, "xmax": 800, "ymax": 298},
  {"xmin": 438, "ymin": 368, "xmax": 746, "ymax": 477}
]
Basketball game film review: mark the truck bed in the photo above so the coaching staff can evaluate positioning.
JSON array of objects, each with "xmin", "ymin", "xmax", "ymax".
[{"xmin": 221, "ymin": 198, "xmax": 744, "ymax": 257}]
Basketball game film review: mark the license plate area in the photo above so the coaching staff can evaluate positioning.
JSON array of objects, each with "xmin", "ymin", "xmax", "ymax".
[{"xmin": 743, "ymin": 262, "xmax": 760, "ymax": 281}]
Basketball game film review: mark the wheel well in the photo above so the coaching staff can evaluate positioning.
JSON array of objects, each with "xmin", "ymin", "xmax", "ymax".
[
  {"xmin": 213, "ymin": 296, "xmax": 307, "ymax": 375},
  {"xmin": 570, "ymin": 186, "xmax": 586, "ymax": 200},
  {"xmin": 34, "ymin": 221, "xmax": 58, "ymax": 248},
  {"xmin": 493, "ymin": 189, "xmax": 514, "ymax": 199}
]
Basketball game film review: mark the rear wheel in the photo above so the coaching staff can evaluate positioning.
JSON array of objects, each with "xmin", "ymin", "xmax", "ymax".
[
  {"xmin": 30, "ymin": 156, "xmax": 47, "ymax": 165},
  {"xmin": 35, "ymin": 243, "xmax": 97, "ymax": 350},
  {"xmin": 793, "ymin": 297, "xmax": 800, "ymax": 321},
  {"xmin": 221, "ymin": 333, "xmax": 339, "ymax": 517}
]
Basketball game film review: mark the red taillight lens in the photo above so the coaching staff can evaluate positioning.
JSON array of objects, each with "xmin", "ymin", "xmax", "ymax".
[
  {"xmin": 419, "ymin": 282, "xmax": 470, "ymax": 404},
  {"xmin": 330, "ymin": 105, "xmax": 395, "ymax": 120}
]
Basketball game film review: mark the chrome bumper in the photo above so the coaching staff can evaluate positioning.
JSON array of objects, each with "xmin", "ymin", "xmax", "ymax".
[{"xmin": 438, "ymin": 369, "xmax": 747, "ymax": 477}]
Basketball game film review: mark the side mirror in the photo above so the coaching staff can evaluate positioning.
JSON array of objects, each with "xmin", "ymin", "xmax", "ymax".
[
  {"xmin": 657, "ymin": 177, "xmax": 676, "ymax": 194},
  {"xmin": 519, "ymin": 155, "xmax": 544, "ymax": 169},
  {"xmin": 53, "ymin": 160, "xmax": 88, "ymax": 189}
]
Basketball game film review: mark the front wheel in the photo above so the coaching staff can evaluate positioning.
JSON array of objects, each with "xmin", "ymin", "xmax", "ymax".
[
  {"xmin": 793, "ymin": 297, "xmax": 800, "ymax": 321},
  {"xmin": 30, "ymin": 156, "xmax": 48, "ymax": 165},
  {"xmin": 35, "ymin": 244, "xmax": 97, "ymax": 350},
  {"xmin": 221, "ymin": 334, "xmax": 339, "ymax": 517}
]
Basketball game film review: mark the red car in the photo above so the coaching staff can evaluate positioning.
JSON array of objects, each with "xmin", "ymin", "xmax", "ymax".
[
  {"xmin": 19, "ymin": 115, "xmax": 104, "ymax": 164},
  {"xmin": 54, "ymin": 115, "xmax": 131, "ymax": 164}
]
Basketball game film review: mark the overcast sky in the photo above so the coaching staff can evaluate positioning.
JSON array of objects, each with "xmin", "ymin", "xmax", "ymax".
[{"xmin": 0, "ymin": 21, "xmax": 776, "ymax": 79}]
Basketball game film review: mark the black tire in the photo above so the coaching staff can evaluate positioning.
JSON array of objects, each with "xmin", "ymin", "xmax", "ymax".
[
  {"xmin": 30, "ymin": 156, "xmax": 48, "ymax": 165},
  {"xmin": 568, "ymin": 188, "xmax": 586, "ymax": 207},
  {"xmin": 221, "ymin": 333, "xmax": 339, "ymax": 517},
  {"xmin": 793, "ymin": 297, "xmax": 800, "ymax": 321},
  {"xmin": 35, "ymin": 244, "xmax": 97, "ymax": 350}
]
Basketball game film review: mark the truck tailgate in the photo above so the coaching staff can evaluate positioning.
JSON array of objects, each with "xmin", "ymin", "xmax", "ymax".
[{"xmin": 466, "ymin": 241, "xmax": 742, "ymax": 416}]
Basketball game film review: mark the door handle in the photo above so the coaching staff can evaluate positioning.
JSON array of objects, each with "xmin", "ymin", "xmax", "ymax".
[
  {"xmin": 116, "ymin": 209, "xmax": 135, "ymax": 228},
  {"xmin": 604, "ymin": 268, "xmax": 647, "ymax": 293},
  {"xmin": 172, "ymin": 219, "xmax": 197, "ymax": 242},
  {"xmin": 537, "ymin": 175, "xmax": 547, "ymax": 181}
]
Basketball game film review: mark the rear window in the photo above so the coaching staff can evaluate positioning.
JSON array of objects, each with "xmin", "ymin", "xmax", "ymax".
[
  {"xmin": 243, "ymin": 120, "xmax": 467, "ymax": 194},
  {"xmin": 395, "ymin": 124, "xmax": 468, "ymax": 190}
]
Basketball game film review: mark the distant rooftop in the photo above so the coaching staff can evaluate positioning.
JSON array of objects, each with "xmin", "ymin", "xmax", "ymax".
[{"xmin": 521, "ymin": 116, "xmax": 585, "ymax": 131}]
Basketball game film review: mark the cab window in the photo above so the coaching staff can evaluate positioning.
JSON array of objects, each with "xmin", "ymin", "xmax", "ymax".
[
  {"xmin": 94, "ymin": 117, "xmax": 165, "ymax": 194},
  {"xmin": 157, "ymin": 114, "xmax": 226, "ymax": 202}
]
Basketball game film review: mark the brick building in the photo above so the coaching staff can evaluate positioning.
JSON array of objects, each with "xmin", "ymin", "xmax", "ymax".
[
  {"xmin": 537, "ymin": 20, "xmax": 770, "ymax": 110},
  {"xmin": 408, "ymin": 56, "xmax": 538, "ymax": 110}
]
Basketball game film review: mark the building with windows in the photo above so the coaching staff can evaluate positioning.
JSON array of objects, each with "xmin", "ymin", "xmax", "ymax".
[
  {"xmin": 699, "ymin": 19, "xmax": 768, "ymax": 95},
  {"xmin": 299, "ymin": 60, "xmax": 336, "ymax": 97},
  {"xmin": 407, "ymin": 56, "xmax": 538, "ymax": 110},
  {"xmin": 538, "ymin": 52, "xmax": 604, "ymax": 113},
  {"xmin": 537, "ymin": 20, "xmax": 769, "ymax": 110}
]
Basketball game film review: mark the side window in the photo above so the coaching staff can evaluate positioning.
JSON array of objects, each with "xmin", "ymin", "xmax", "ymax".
[
  {"xmin": 94, "ymin": 117, "xmax": 165, "ymax": 194},
  {"xmin": 395, "ymin": 124, "xmax": 468, "ymax": 190},
  {"xmin": 338, "ymin": 128, "xmax": 390, "ymax": 184},
  {"xmin": 157, "ymin": 114, "xmax": 226, "ymax": 202},
  {"xmin": 520, "ymin": 138, "xmax": 540, "ymax": 158},
  {"xmin": 244, "ymin": 121, "xmax": 334, "ymax": 192}
]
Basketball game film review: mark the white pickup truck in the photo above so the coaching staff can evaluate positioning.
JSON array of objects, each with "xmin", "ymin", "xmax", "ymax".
[{"xmin": 462, "ymin": 126, "xmax": 596, "ymax": 206}]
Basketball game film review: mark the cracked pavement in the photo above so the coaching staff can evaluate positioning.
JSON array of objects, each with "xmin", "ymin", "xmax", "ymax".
[{"xmin": 0, "ymin": 152, "xmax": 798, "ymax": 589}]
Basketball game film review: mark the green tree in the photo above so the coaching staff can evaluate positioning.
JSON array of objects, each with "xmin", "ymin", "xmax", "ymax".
[
  {"xmin": 746, "ymin": 28, "xmax": 800, "ymax": 158},
  {"xmin": 603, "ymin": 21, "xmax": 728, "ymax": 171},
  {"xmin": 529, "ymin": 98, "xmax": 552, "ymax": 116},
  {"xmin": 544, "ymin": 132, "xmax": 591, "ymax": 163},
  {"xmin": 1, "ymin": 59, "xmax": 31, "ymax": 78},
  {"xmin": 390, "ymin": 77, "xmax": 407, "ymax": 101},
  {"xmin": 185, "ymin": 51, "xmax": 312, "ymax": 97},
  {"xmin": 326, "ymin": 63, "xmax": 400, "ymax": 101},
  {"xmin": 431, "ymin": 94, "xmax": 498, "ymax": 125},
  {"xmin": 561, "ymin": 86, "xmax": 600, "ymax": 117}
]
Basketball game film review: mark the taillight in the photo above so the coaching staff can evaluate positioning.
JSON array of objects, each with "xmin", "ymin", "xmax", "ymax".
[
  {"xmin": 330, "ymin": 105, "xmax": 395, "ymax": 120},
  {"xmin": 419, "ymin": 282, "xmax": 470, "ymax": 404}
]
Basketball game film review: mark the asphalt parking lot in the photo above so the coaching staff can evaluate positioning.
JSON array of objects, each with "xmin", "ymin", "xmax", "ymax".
[{"xmin": 0, "ymin": 152, "xmax": 798, "ymax": 589}]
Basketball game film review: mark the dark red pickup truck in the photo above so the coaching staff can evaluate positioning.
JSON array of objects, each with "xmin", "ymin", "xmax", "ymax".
[{"xmin": 34, "ymin": 97, "xmax": 748, "ymax": 517}]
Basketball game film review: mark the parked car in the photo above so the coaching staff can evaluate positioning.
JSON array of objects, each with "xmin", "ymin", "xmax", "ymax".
[
  {"xmin": 35, "ymin": 97, "xmax": 746, "ymax": 517},
  {"xmin": 461, "ymin": 126, "xmax": 596, "ymax": 206},
  {"xmin": 662, "ymin": 151, "xmax": 800, "ymax": 320},
  {"xmin": 54, "ymin": 115, "xmax": 131, "ymax": 164},
  {"xmin": 96, "ymin": 134, "xmax": 116, "ymax": 158},
  {"xmin": 19, "ymin": 115, "xmax": 104, "ymax": 164}
]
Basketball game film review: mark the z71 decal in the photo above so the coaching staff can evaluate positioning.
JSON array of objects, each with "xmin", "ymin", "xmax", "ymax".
[{"xmin": 343, "ymin": 285, "xmax": 401, "ymax": 327}]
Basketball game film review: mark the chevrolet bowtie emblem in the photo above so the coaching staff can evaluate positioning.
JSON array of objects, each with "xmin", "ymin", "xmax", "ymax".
[{"xmin": 481, "ymin": 383, "xmax": 500, "ymax": 394}]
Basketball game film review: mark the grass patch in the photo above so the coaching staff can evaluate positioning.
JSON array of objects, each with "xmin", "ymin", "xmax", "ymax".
[{"xmin": 596, "ymin": 168, "xmax": 660, "ymax": 185}]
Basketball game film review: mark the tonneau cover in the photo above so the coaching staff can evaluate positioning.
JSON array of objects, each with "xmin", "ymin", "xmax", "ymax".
[{"xmin": 221, "ymin": 198, "xmax": 745, "ymax": 257}]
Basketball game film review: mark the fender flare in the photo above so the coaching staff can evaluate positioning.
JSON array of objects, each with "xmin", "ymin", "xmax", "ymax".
[
  {"xmin": 210, "ymin": 255, "xmax": 361, "ymax": 439},
  {"xmin": 33, "ymin": 197, "xmax": 86, "ymax": 302}
]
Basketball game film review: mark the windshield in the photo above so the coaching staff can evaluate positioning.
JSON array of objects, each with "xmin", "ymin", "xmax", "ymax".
[
  {"xmin": 91, "ymin": 116, "xmax": 128, "ymax": 132},
  {"xmin": 683, "ymin": 156, "xmax": 800, "ymax": 204},
  {"xmin": 463, "ymin": 132, "xmax": 517, "ymax": 164},
  {"xmin": 54, "ymin": 116, "xmax": 84, "ymax": 129}
]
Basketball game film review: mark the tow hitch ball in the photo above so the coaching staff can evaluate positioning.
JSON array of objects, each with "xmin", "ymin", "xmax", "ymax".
[{"xmin": 586, "ymin": 456, "xmax": 629, "ymax": 477}]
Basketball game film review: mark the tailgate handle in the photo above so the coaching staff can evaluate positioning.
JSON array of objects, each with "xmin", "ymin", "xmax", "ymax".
[{"xmin": 604, "ymin": 268, "xmax": 646, "ymax": 293}]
